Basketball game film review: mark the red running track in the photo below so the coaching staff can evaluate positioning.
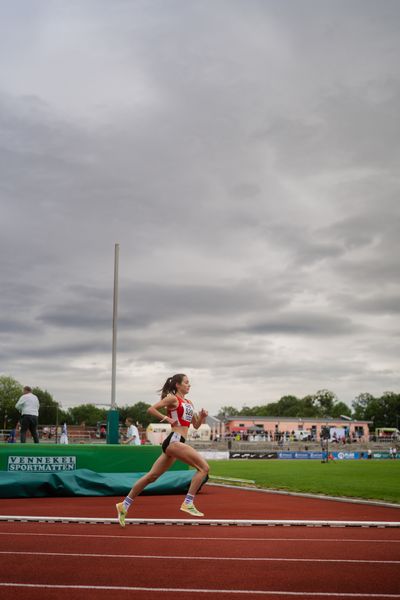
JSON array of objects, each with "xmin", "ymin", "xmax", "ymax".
[
  {"xmin": 0, "ymin": 485, "xmax": 400, "ymax": 521},
  {"xmin": 0, "ymin": 486, "xmax": 399, "ymax": 599}
]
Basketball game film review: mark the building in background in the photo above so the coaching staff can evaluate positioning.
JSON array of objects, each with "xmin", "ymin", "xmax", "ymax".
[{"xmin": 219, "ymin": 416, "xmax": 371, "ymax": 442}]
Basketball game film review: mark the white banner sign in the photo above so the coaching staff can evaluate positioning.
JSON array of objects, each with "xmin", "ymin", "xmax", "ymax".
[{"xmin": 198, "ymin": 451, "xmax": 229, "ymax": 460}]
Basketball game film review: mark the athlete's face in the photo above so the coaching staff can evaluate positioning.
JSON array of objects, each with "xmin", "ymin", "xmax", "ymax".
[{"xmin": 176, "ymin": 375, "xmax": 190, "ymax": 395}]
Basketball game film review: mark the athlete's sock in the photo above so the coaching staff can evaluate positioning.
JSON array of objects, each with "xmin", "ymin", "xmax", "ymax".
[
  {"xmin": 122, "ymin": 496, "xmax": 134, "ymax": 511},
  {"xmin": 183, "ymin": 493, "xmax": 195, "ymax": 506}
]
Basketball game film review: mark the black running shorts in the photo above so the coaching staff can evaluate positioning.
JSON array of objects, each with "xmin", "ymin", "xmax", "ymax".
[{"xmin": 162, "ymin": 431, "xmax": 186, "ymax": 453}]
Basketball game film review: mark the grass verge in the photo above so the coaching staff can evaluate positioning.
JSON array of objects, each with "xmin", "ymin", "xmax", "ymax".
[{"xmin": 207, "ymin": 459, "xmax": 400, "ymax": 504}]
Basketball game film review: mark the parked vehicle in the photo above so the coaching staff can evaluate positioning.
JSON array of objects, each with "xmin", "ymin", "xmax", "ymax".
[
  {"xmin": 375, "ymin": 428, "xmax": 400, "ymax": 440},
  {"xmin": 146, "ymin": 423, "xmax": 211, "ymax": 445}
]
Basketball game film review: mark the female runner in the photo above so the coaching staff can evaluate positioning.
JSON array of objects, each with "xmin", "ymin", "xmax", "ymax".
[{"xmin": 116, "ymin": 373, "xmax": 209, "ymax": 526}]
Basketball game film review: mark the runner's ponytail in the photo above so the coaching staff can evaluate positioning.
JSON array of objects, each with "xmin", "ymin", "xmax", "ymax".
[{"xmin": 159, "ymin": 374, "xmax": 186, "ymax": 399}]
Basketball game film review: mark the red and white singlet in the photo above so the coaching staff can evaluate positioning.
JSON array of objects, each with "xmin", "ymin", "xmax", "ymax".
[{"xmin": 168, "ymin": 396, "xmax": 194, "ymax": 427}]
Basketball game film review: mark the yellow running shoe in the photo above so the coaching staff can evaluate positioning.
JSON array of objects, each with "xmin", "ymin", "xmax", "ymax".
[
  {"xmin": 180, "ymin": 502, "xmax": 204, "ymax": 517},
  {"xmin": 116, "ymin": 502, "xmax": 127, "ymax": 527}
]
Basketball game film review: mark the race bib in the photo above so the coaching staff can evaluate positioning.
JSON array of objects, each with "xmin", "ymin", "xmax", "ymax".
[{"xmin": 182, "ymin": 401, "xmax": 194, "ymax": 423}]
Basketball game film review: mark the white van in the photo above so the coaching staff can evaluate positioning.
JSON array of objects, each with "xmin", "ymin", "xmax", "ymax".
[
  {"xmin": 146, "ymin": 423, "xmax": 211, "ymax": 445},
  {"xmin": 187, "ymin": 424, "xmax": 211, "ymax": 441},
  {"xmin": 293, "ymin": 430, "xmax": 311, "ymax": 441},
  {"xmin": 146, "ymin": 423, "xmax": 171, "ymax": 445}
]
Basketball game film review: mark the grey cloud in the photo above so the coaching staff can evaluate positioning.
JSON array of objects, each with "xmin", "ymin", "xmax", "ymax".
[
  {"xmin": 0, "ymin": 319, "xmax": 38, "ymax": 334},
  {"xmin": 35, "ymin": 280, "xmax": 288, "ymax": 331},
  {"xmin": 245, "ymin": 312, "xmax": 357, "ymax": 337},
  {"xmin": 0, "ymin": 1, "xmax": 399, "ymax": 410},
  {"xmin": 346, "ymin": 294, "xmax": 400, "ymax": 316},
  {"xmin": 22, "ymin": 340, "xmax": 112, "ymax": 359}
]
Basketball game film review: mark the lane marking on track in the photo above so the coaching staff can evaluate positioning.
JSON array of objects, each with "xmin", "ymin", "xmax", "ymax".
[
  {"xmin": 0, "ymin": 583, "xmax": 400, "ymax": 597},
  {"xmin": 0, "ymin": 515, "xmax": 399, "ymax": 527},
  {"xmin": 0, "ymin": 531, "xmax": 399, "ymax": 543},
  {"xmin": 0, "ymin": 550, "xmax": 399, "ymax": 564}
]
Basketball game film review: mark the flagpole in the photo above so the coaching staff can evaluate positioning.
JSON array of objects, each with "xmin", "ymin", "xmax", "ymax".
[
  {"xmin": 111, "ymin": 243, "xmax": 119, "ymax": 410},
  {"xmin": 107, "ymin": 243, "xmax": 120, "ymax": 444}
]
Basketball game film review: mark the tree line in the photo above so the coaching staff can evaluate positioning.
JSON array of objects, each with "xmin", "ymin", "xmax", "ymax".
[
  {"xmin": 0, "ymin": 376, "xmax": 153, "ymax": 429},
  {"xmin": 1, "ymin": 375, "xmax": 399, "ymax": 430}
]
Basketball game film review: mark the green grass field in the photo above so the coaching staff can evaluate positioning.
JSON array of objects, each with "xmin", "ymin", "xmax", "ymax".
[{"xmin": 208, "ymin": 460, "xmax": 400, "ymax": 504}]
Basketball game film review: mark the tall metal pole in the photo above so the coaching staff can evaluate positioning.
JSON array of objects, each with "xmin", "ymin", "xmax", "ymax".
[
  {"xmin": 111, "ymin": 243, "xmax": 119, "ymax": 410},
  {"xmin": 55, "ymin": 405, "xmax": 59, "ymax": 444}
]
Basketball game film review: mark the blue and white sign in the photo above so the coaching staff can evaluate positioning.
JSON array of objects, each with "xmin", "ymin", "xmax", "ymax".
[{"xmin": 278, "ymin": 451, "xmax": 324, "ymax": 460}]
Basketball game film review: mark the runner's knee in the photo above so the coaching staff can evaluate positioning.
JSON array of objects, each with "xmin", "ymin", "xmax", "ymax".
[
  {"xmin": 146, "ymin": 471, "xmax": 160, "ymax": 484},
  {"xmin": 198, "ymin": 462, "xmax": 209, "ymax": 477}
]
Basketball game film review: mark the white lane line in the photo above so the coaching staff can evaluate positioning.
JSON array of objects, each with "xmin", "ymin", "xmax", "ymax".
[
  {"xmin": 0, "ymin": 550, "xmax": 399, "ymax": 564},
  {"xmin": 0, "ymin": 531, "xmax": 398, "ymax": 543},
  {"xmin": 0, "ymin": 583, "xmax": 399, "ymax": 597},
  {"xmin": 0, "ymin": 515, "xmax": 399, "ymax": 527}
]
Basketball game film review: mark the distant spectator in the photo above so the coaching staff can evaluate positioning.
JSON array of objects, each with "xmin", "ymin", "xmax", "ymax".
[
  {"xmin": 123, "ymin": 418, "xmax": 141, "ymax": 446},
  {"xmin": 15, "ymin": 386, "xmax": 39, "ymax": 443},
  {"xmin": 60, "ymin": 422, "xmax": 69, "ymax": 445},
  {"xmin": 7, "ymin": 421, "xmax": 19, "ymax": 443}
]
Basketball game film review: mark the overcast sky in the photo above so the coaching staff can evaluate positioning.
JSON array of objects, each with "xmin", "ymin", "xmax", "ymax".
[{"xmin": 1, "ymin": 0, "xmax": 399, "ymax": 415}]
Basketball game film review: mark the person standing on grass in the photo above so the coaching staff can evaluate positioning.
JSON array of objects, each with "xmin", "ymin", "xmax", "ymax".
[
  {"xmin": 60, "ymin": 422, "xmax": 69, "ymax": 444},
  {"xmin": 15, "ymin": 386, "xmax": 40, "ymax": 443},
  {"xmin": 116, "ymin": 374, "xmax": 209, "ymax": 526}
]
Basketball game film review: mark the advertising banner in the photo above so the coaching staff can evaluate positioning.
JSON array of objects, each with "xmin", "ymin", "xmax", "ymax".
[
  {"xmin": 8, "ymin": 456, "xmax": 76, "ymax": 472},
  {"xmin": 278, "ymin": 452, "xmax": 324, "ymax": 460},
  {"xmin": 332, "ymin": 452, "xmax": 360, "ymax": 460},
  {"xmin": 229, "ymin": 451, "xmax": 278, "ymax": 459},
  {"xmin": 0, "ymin": 445, "xmax": 188, "ymax": 473},
  {"xmin": 199, "ymin": 451, "xmax": 230, "ymax": 460},
  {"xmin": 372, "ymin": 452, "xmax": 391, "ymax": 459}
]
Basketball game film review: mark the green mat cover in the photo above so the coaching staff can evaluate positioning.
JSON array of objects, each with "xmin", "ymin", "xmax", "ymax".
[{"xmin": 0, "ymin": 469, "xmax": 194, "ymax": 498}]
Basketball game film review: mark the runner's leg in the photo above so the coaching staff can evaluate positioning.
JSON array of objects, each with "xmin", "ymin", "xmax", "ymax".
[
  {"xmin": 166, "ymin": 442, "xmax": 209, "ymax": 497},
  {"xmin": 127, "ymin": 452, "xmax": 176, "ymax": 499},
  {"xmin": 116, "ymin": 452, "xmax": 177, "ymax": 526}
]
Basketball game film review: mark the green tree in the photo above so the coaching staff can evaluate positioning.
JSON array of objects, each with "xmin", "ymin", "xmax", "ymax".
[
  {"xmin": 352, "ymin": 393, "xmax": 375, "ymax": 420},
  {"xmin": 364, "ymin": 397, "xmax": 386, "ymax": 430},
  {"xmin": 380, "ymin": 392, "xmax": 400, "ymax": 428},
  {"xmin": 275, "ymin": 395, "xmax": 302, "ymax": 417},
  {"xmin": 330, "ymin": 401, "xmax": 352, "ymax": 419},
  {"xmin": 370, "ymin": 392, "xmax": 400, "ymax": 430},
  {"xmin": 217, "ymin": 406, "xmax": 240, "ymax": 419},
  {"xmin": 119, "ymin": 402, "xmax": 152, "ymax": 428},
  {"xmin": 0, "ymin": 375, "xmax": 23, "ymax": 428},
  {"xmin": 298, "ymin": 394, "xmax": 321, "ymax": 417},
  {"xmin": 314, "ymin": 389, "xmax": 337, "ymax": 416},
  {"xmin": 32, "ymin": 387, "xmax": 64, "ymax": 425},
  {"xmin": 351, "ymin": 392, "xmax": 400, "ymax": 430},
  {"xmin": 239, "ymin": 404, "xmax": 273, "ymax": 416},
  {"xmin": 67, "ymin": 404, "xmax": 107, "ymax": 426},
  {"xmin": 262, "ymin": 402, "xmax": 281, "ymax": 416}
]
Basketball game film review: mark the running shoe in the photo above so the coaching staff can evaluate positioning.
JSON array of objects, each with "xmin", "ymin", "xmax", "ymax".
[
  {"xmin": 180, "ymin": 502, "xmax": 204, "ymax": 517},
  {"xmin": 116, "ymin": 502, "xmax": 127, "ymax": 527}
]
